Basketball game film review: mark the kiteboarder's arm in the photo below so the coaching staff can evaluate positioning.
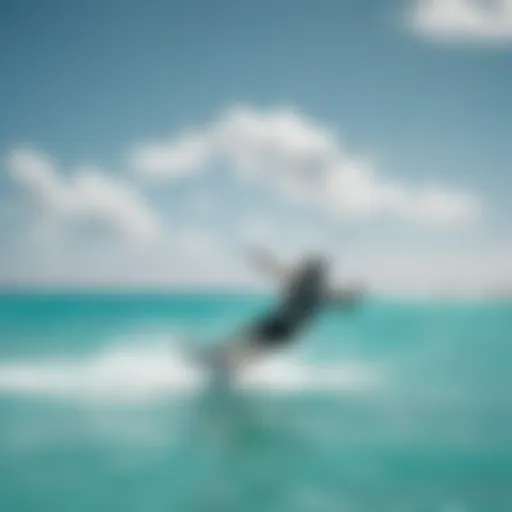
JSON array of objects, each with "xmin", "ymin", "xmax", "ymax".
[{"xmin": 246, "ymin": 246, "xmax": 294, "ymax": 283}]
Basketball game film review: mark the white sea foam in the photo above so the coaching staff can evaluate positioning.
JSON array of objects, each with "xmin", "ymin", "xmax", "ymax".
[
  {"xmin": 0, "ymin": 339, "xmax": 379, "ymax": 403},
  {"xmin": 237, "ymin": 355, "xmax": 378, "ymax": 392}
]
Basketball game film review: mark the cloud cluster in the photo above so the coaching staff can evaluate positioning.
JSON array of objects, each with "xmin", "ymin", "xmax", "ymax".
[
  {"xmin": 130, "ymin": 105, "xmax": 480, "ymax": 226},
  {"xmin": 409, "ymin": 0, "xmax": 512, "ymax": 43},
  {"xmin": 0, "ymin": 105, "xmax": 486, "ymax": 289},
  {"xmin": 7, "ymin": 149, "xmax": 161, "ymax": 244}
]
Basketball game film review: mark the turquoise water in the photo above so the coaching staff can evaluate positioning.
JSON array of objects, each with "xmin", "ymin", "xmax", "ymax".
[{"xmin": 0, "ymin": 293, "xmax": 511, "ymax": 511}]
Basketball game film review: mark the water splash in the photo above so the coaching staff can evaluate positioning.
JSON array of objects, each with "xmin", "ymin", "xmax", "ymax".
[{"xmin": 0, "ymin": 338, "xmax": 379, "ymax": 403}]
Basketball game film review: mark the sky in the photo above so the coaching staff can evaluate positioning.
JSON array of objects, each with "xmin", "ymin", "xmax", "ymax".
[{"xmin": 0, "ymin": 0, "xmax": 511, "ymax": 293}]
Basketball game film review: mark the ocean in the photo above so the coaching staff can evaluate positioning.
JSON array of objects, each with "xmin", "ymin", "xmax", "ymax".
[{"xmin": 0, "ymin": 292, "xmax": 510, "ymax": 511}]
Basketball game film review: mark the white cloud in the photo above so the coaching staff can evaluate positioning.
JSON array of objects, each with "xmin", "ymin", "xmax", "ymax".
[
  {"xmin": 130, "ymin": 105, "xmax": 481, "ymax": 226},
  {"xmin": 408, "ymin": 0, "xmax": 512, "ymax": 43},
  {"xmin": 7, "ymin": 149, "xmax": 162, "ymax": 244},
  {"xmin": 0, "ymin": 108, "xmax": 489, "ymax": 291},
  {"xmin": 130, "ymin": 130, "xmax": 213, "ymax": 178}
]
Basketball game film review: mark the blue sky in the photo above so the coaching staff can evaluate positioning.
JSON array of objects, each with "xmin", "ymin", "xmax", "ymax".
[{"xmin": 0, "ymin": 0, "xmax": 511, "ymax": 293}]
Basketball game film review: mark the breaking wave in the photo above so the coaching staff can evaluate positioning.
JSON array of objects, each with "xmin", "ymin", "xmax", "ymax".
[{"xmin": 0, "ymin": 338, "xmax": 379, "ymax": 403}]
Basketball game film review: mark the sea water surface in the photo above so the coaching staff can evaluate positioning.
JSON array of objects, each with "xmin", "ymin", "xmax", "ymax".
[{"xmin": 0, "ymin": 292, "xmax": 510, "ymax": 511}]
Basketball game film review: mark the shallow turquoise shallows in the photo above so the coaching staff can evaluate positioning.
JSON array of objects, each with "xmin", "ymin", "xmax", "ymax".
[{"xmin": 0, "ymin": 292, "xmax": 510, "ymax": 511}]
